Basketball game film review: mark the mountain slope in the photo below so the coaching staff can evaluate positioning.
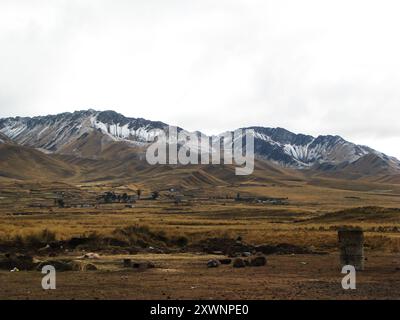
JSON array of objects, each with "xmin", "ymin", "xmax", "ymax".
[
  {"xmin": 247, "ymin": 127, "xmax": 384, "ymax": 168},
  {"xmin": 0, "ymin": 110, "xmax": 168, "ymax": 154},
  {"xmin": 0, "ymin": 132, "xmax": 12, "ymax": 144},
  {"xmin": 0, "ymin": 143, "xmax": 78, "ymax": 180},
  {"xmin": 0, "ymin": 109, "xmax": 399, "ymax": 181},
  {"xmin": 310, "ymin": 153, "xmax": 400, "ymax": 183}
]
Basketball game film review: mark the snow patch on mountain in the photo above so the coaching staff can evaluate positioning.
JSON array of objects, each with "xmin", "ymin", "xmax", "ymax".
[
  {"xmin": 0, "ymin": 109, "xmax": 398, "ymax": 170},
  {"xmin": 0, "ymin": 110, "xmax": 168, "ymax": 152},
  {"xmin": 243, "ymin": 127, "xmax": 393, "ymax": 168}
]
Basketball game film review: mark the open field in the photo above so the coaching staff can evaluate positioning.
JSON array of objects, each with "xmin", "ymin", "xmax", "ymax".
[
  {"xmin": 0, "ymin": 177, "xmax": 399, "ymax": 300},
  {"xmin": 2, "ymin": 252, "xmax": 400, "ymax": 300}
]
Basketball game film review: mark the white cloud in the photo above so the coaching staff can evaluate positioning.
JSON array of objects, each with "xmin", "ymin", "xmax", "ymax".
[{"xmin": 0, "ymin": 0, "xmax": 399, "ymax": 158}]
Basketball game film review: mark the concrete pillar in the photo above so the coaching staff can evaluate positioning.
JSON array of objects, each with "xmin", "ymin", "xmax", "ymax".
[{"xmin": 338, "ymin": 227, "xmax": 365, "ymax": 271}]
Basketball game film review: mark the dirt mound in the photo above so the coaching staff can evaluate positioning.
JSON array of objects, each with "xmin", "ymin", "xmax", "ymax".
[
  {"xmin": 35, "ymin": 259, "xmax": 98, "ymax": 272},
  {"xmin": 250, "ymin": 255, "xmax": 267, "ymax": 266},
  {"xmin": 192, "ymin": 238, "xmax": 323, "ymax": 256},
  {"xmin": 36, "ymin": 259, "xmax": 74, "ymax": 271},
  {"xmin": 0, "ymin": 226, "xmax": 189, "ymax": 255},
  {"xmin": 0, "ymin": 253, "xmax": 36, "ymax": 270},
  {"xmin": 0, "ymin": 253, "xmax": 98, "ymax": 272},
  {"xmin": 62, "ymin": 227, "xmax": 183, "ymax": 252},
  {"xmin": 111, "ymin": 225, "xmax": 188, "ymax": 250},
  {"xmin": 254, "ymin": 243, "xmax": 317, "ymax": 255},
  {"xmin": 192, "ymin": 238, "xmax": 254, "ymax": 255}
]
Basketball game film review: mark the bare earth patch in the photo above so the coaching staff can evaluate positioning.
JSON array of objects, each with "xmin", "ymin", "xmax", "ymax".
[{"xmin": 0, "ymin": 252, "xmax": 399, "ymax": 300}]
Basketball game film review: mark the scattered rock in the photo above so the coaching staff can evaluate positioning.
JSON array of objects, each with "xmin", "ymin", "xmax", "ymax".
[
  {"xmin": 233, "ymin": 258, "xmax": 246, "ymax": 268},
  {"xmin": 36, "ymin": 260, "xmax": 73, "ymax": 271},
  {"xmin": 0, "ymin": 254, "xmax": 36, "ymax": 271},
  {"xmin": 241, "ymin": 252, "xmax": 251, "ymax": 257},
  {"xmin": 250, "ymin": 256, "xmax": 267, "ymax": 267},
  {"xmin": 82, "ymin": 252, "xmax": 100, "ymax": 259},
  {"xmin": 132, "ymin": 261, "xmax": 155, "ymax": 269},
  {"xmin": 207, "ymin": 259, "xmax": 220, "ymax": 268},
  {"xmin": 123, "ymin": 259, "xmax": 132, "ymax": 268}
]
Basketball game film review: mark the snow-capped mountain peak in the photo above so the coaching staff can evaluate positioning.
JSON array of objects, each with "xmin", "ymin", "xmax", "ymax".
[
  {"xmin": 0, "ymin": 109, "xmax": 398, "ymax": 170},
  {"xmin": 0, "ymin": 110, "xmax": 168, "ymax": 152}
]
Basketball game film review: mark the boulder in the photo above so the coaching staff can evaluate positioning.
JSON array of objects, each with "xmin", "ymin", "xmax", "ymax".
[
  {"xmin": 207, "ymin": 259, "xmax": 220, "ymax": 268},
  {"xmin": 123, "ymin": 259, "xmax": 132, "ymax": 268},
  {"xmin": 233, "ymin": 258, "xmax": 246, "ymax": 268},
  {"xmin": 250, "ymin": 256, "xmax": 267, "ymax": 267}
]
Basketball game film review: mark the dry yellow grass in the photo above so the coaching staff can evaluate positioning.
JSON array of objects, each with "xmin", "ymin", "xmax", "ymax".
[{"xmin": 0, "ymin": 178, "xmax": 399, "ymax": 252}]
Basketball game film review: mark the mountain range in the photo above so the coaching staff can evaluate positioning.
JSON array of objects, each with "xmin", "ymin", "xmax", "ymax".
[{"xmin": 0, "ymin": 109, "xmax": 399, "ymax": 185}]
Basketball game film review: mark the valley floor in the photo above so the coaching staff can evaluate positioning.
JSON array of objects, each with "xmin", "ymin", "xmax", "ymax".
[{"xmin": 0, "ymin": 179, "xmax": 399, "ymax": 300}]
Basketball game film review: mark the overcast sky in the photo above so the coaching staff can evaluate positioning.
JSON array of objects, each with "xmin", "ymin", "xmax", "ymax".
[{"xmin": 0, "ymin": 0, "xmax": 399, "ymax": 158}]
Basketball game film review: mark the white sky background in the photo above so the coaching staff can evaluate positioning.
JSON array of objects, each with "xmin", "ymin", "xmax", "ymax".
[{"xmin": 0, "ymin": 0, "xmax": 399, "ymax": 158}]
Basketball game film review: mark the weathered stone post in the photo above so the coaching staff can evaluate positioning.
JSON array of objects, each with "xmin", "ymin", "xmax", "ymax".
[{"xmin": 338, "ymin": 227, "xmax": 365, "ymax": 271}]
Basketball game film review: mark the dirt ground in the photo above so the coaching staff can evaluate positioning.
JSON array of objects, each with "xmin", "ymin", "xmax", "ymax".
[{"xmin": 1, "ymin": 252, "xmax": 399, "ymax": 300}]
